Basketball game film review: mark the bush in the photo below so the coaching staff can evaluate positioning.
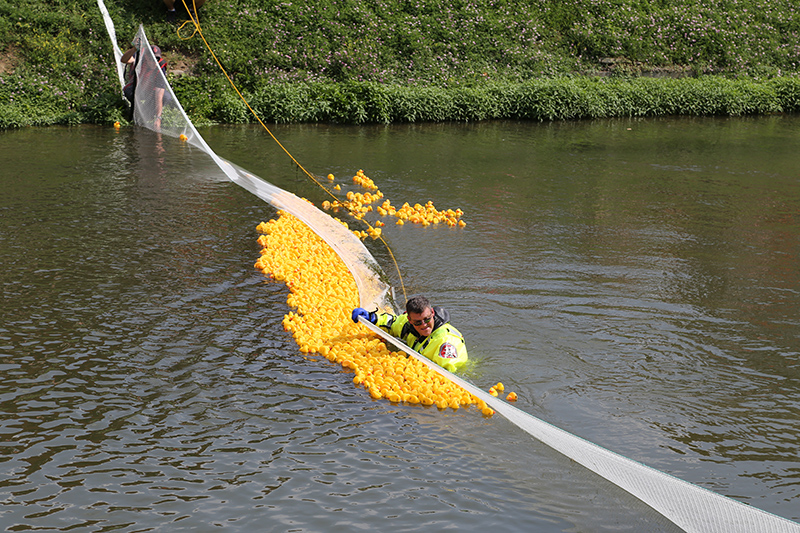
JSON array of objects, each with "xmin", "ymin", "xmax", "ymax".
[{"xmin": 215, "ymin": 76, "xmax": 800, "ymax": 124}]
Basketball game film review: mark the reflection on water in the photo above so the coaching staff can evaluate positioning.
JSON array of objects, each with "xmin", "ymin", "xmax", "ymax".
[{"xmin": 1, "ymin": 117, "xmax": 798, "ymax": 531}]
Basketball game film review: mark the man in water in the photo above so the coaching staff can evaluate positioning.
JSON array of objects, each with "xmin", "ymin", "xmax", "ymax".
[{"xmin": 351, "ymin": 295, "xmax": 468, "ymax": 372}]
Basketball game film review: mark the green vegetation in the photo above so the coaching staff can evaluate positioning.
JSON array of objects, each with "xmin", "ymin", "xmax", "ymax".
[{"xmin": 2, "ymin": 0, "xmax": 800, "ymax": 127}]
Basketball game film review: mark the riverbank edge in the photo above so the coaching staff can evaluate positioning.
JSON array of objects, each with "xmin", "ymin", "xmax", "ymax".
[
  {"xmin": 3, "ymin": 74, "xmax": 800, "ymax": 129},
  {"xmin": 184, "ymin": 76, "xmax": 800, "ymax": 125}
]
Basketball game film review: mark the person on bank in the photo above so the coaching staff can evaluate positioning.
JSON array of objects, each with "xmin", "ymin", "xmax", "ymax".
[
  {"xmin": 351, "ymin": 296, "xmax": 468, "ymax": 372},
  {"xmin": 121, "ymin": 44, "xmax": 168, "ymax": 129}
]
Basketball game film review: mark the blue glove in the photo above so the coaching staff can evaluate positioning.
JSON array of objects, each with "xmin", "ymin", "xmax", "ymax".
[{"xmin": 352, "ymin": 308, "xmax": 377, "ymax": 324}]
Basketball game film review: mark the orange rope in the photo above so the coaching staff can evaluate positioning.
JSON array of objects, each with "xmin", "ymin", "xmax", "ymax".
[{"xmin": 176, "ymin": 1, "xmax": 407, "ymax": 302}]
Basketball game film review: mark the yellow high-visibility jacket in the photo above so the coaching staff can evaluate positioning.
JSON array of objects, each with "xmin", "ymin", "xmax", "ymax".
[{"xmin": 375, "ymin": 306, "xmax": 468, "ymax": 372}]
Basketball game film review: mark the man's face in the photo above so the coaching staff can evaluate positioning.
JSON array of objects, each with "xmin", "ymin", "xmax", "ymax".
[{"xmin": 408, "ymin": 307, "xmax": 435, "ymax": 337}]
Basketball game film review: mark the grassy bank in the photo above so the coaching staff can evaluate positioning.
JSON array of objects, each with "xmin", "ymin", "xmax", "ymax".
[
  {"xmin": 2, "ymin": 0, "xmax": 800, "ymax": 127},
  {"xmin": 175, "ymin": 76, "xmax": 800, "ymax": 124}
]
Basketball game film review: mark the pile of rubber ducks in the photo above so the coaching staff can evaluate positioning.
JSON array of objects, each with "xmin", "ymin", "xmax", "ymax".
[
  {"xmin": 392, "ymin": 201, "xmax": 466, "ymax": 227},
  {"xmin": 255, "ymin": 211, "xmax": 503, "ymax": 417},
  {"xmin": 319, "ymin": 170, "xmax": 466, "ymax": 235},
  {"xmin": 352, "ymin": 169, "xmax": 378, "ymax": 190},
  {"xmin": 254, "ymin": 169, "xmax": 518, "ymax": 416}
]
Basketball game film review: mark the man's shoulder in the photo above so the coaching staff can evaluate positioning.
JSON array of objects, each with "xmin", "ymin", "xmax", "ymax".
[
  {"xmin": 377, "ymin": 311, "xmax": 408, "ymax": 332},
  {"xmin": 432, "ymin": 322, "xmax": 464, "ymax": 342},
  {"xmin": 430, "ymin": 325, "xmax": 468, "ymax": 363}
]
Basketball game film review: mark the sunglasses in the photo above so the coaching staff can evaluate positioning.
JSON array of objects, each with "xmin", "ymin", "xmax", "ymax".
[{"xmin": 410, "ymin": 314, "xmax": 434, "ymax": 327}]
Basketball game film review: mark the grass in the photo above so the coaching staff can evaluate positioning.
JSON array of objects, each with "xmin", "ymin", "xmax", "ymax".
[{"xmin": 2, "ymin": 0, "xmax": 800, "ymax": 127}]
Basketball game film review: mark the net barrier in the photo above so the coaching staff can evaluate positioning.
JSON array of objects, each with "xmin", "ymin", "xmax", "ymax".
[
  {"xmin": 359, "ymin": 319, "xmax": 800, "ymax": 533},
  {"xmin": 97, "ymin": 0, "xmax": 126, "ymax": 88},
  {"xmin": 106, "ymin": 20, "xmax": 394, "ymax": 313},
  {"xmin": 97, "ymin": 3, "xmax": 800, "ymax": 532}
]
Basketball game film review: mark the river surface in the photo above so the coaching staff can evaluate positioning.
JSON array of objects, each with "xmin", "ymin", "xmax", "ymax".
[{"xmin": 1, "ymin": 117, "xmax": 799, "ymax": 532}]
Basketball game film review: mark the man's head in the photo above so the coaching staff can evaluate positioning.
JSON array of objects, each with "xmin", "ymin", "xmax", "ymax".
[{"xmin": 406, "ymin": 296, "xmax": 435, "ymax": 336}]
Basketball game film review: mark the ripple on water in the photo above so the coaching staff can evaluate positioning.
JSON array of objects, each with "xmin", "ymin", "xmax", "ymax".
[{"xmin": 2, "ymin": 123, "xmax": 799, "ymax": 530}]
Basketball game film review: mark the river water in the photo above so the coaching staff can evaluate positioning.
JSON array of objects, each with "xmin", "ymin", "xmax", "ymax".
[{"xmin": 1, "ymin": 117, "xmax": 799, "ymax": 531}]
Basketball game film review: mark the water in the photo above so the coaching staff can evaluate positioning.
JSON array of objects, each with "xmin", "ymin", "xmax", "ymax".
[{"xmin": 1, "ymin": 117, "xmax": 799, "ymax": 532}]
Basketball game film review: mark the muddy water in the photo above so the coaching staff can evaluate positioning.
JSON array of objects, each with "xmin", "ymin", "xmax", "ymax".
[{"xmin": 1, "ymin": 117, "xmax": 799, "ymax": 531}]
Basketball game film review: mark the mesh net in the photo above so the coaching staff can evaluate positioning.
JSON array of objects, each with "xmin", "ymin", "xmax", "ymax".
[
  {"xmin": 97, "ymin": 0, "xmax": 126, "ymax": 88},
  {"xmin": 98, "ymin": 5, "xmax": 799, "ymax": 532},
  {"xmin": 359, "ymin": 319, "xmax": 800, "ymax": 533},
  {"xmin": 112, "ymin": 24, "xmax": 394, "ymax": 313}
]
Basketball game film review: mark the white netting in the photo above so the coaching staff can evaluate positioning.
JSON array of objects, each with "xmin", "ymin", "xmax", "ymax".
[
  {"xmin": 98, "ymin": 4, "xmax": 799, "ymax": 532},
  {"xmin": 359, "ymin": 319, "xmax": 800, "ymax": 533},
  {"xmin": 110, "ymin": 23, "xmax": 394, "ymax": 313},
  {"xmin": 97, "ymin": 0, "xmax": 125, "ymax": 88}
]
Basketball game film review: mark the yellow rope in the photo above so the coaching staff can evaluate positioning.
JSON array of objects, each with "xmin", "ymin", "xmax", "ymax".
[{"xmin": 176, "ymin": 0, "xmax": 407, "ymax": 303}]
